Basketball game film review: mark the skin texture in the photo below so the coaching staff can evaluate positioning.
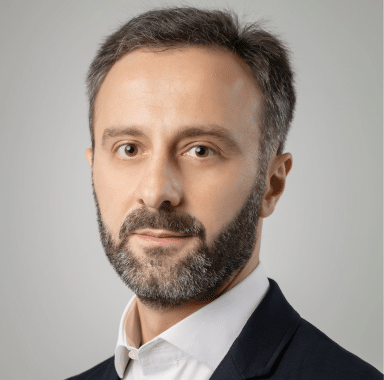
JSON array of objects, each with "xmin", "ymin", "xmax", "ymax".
[{"xmin": 85, "ymin": 46, "xmax": 292, "ymax": 345}]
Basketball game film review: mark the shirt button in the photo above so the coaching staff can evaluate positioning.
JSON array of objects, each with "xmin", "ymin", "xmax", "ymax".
[{"xmin": 128, "ymin": 350, "xmax": 138, "ymax": 360}]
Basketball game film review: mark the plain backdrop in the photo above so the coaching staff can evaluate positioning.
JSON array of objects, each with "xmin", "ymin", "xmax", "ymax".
[{"xmin": 0, "ymin": 0, "xmax": 382, "ymax": 379}]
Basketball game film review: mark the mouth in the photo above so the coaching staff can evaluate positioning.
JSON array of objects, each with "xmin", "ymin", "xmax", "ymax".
[
  {"xmin": 133, "ymin": 230, "xmax": 192, "ymax": 247},
  {"xmin": 134, "ymin": 229, "xmax": 190, "ymax": 238}
]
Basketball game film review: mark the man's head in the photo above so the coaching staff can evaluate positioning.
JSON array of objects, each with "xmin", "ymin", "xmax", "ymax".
[{"xmin": 85, "ymin": 6, "xmax": 294, "ymax": 310}]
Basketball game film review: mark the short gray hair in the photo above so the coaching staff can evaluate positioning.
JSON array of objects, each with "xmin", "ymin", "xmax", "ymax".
[{"xmin": 86, "ymin": 6, "xmax": 296, "ymax": 171}]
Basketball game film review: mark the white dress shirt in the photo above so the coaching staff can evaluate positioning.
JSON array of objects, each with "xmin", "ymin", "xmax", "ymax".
[{"xmin": 114, "ymin": 261, "xmax": 270, "ymax": 379}]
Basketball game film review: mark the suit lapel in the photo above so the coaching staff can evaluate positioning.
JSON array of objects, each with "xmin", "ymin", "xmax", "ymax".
[{"xmin": 209, "ymin": 279, "xmax": 301, "ymax": 380}]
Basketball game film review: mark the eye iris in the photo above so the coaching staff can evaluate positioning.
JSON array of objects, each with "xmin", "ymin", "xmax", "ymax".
[
  {"xmin": 124, "ymin": 144, "xmax": 136, "ymax": 156},
  {"xmin": 195, "ymin": 146, "xmax": 208, "ymax": 157}
]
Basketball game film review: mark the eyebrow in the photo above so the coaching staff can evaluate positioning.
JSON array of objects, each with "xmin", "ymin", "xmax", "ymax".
[{"xmin": 101, "ymin": 124, "xmax": 242, "ymax": 153}]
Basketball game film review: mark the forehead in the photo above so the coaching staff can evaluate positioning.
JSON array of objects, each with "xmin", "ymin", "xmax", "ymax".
[{"xmin": 93, "ymin": 46, "xmax": 261, "ymax": 145}]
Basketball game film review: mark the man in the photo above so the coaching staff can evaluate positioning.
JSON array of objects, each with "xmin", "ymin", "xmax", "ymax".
[{"xmin": 67, "ymin": 6, "xmax": 382, "ymax": 380}]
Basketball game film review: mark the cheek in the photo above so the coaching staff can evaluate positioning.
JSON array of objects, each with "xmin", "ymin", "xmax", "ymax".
[
  {"xmin": 187, "ymin": 169, "xmax": 253, "ymax": 240},
  {"xmin": 92, "ymin": 161, "xmax": 135, "ymax": 234}
]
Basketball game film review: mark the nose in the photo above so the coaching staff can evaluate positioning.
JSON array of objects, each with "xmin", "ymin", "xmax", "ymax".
[{"xmin": 136, "ymin": 153, "xmax": 182, "ymax": 210}]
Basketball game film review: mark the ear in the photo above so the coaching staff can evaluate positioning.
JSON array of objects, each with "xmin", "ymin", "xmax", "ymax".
[
  {"xmin": 85, "ymin": 148, "xmax": 93, "ymax": 167},
  {"xmin": 260, "ymin": 153, "xmax": 292, "ymax": 218}
]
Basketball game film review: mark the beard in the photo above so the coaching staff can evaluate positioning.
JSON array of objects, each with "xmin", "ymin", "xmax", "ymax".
[{"xmin": 92, "ymin": 164, "xmax": 267, "ymax": 311}]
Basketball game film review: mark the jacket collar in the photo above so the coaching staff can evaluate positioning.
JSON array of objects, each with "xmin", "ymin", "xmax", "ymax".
[{"xmin": 209, "ymin": 278, "xmax": 301, "ymax": 380}]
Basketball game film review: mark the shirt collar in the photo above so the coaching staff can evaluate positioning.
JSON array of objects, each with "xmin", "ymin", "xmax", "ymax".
[
  {"xmin": 159, "ymin": 261, "xmax": 269, "ymax": 370},
  {"xmin": 115, "ymin": 293, "xmax": 142, "ymax": 377},
  {"xmin": 114, "ymin": 261, "xmax": 269, "ymax": 376}
]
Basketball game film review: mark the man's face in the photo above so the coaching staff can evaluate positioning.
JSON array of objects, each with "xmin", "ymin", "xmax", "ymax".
[{"xmin": 87, "ymin": 46, "xmax": 266, "ymax": 310}]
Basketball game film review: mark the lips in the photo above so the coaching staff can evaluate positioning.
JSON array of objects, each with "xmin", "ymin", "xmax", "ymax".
[
  {"xmin": 133, "ymin": 231, "xmax": 192, "ymax": 247},
  {"xmin": 134, "ymin": 230, "xmax": 190, "ymax": 238}
]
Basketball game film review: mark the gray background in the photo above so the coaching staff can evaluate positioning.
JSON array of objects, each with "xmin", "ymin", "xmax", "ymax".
[{"xmin": 0, "ymin": 0, "xmax": 382, "ymax": 379}]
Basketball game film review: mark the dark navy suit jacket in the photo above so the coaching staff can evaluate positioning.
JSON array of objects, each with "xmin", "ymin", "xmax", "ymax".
[{"xmin": 66, "ymin": 279, "xmax": 382, "ymax": 379}]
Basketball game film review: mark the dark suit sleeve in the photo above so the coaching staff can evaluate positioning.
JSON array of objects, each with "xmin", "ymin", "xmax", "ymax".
[{"xmin": 293, "ymin": 319, "xmax": 382, "ymax": 380}]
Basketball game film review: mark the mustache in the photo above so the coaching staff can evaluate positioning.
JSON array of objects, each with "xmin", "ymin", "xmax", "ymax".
[
  {"xmin": 118, "ymin": 207, "xmax": 206, "ymax": 242},
  {"xmin": 91, "ymin": 177, "xmax": 206, "ymax": 242}
]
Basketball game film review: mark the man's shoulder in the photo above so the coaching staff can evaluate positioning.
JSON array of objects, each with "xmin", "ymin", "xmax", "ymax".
[
  {"xmin": 65, "ymin": 355, "xmax": 116, "ymax": 380},
  {"xmin": 285, "ymin": 317, "xmax": 382, "ymax": 379}
]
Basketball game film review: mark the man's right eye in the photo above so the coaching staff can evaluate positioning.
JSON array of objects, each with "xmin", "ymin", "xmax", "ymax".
[{"xmin": 117, "ymin": 143, "xmax": 140, "ymax": 158}]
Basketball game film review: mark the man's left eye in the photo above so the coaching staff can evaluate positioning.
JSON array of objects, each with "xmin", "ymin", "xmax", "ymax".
[{"xmin": 186, "ymin": 145, "xmax": 216, "ymax": 158}]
